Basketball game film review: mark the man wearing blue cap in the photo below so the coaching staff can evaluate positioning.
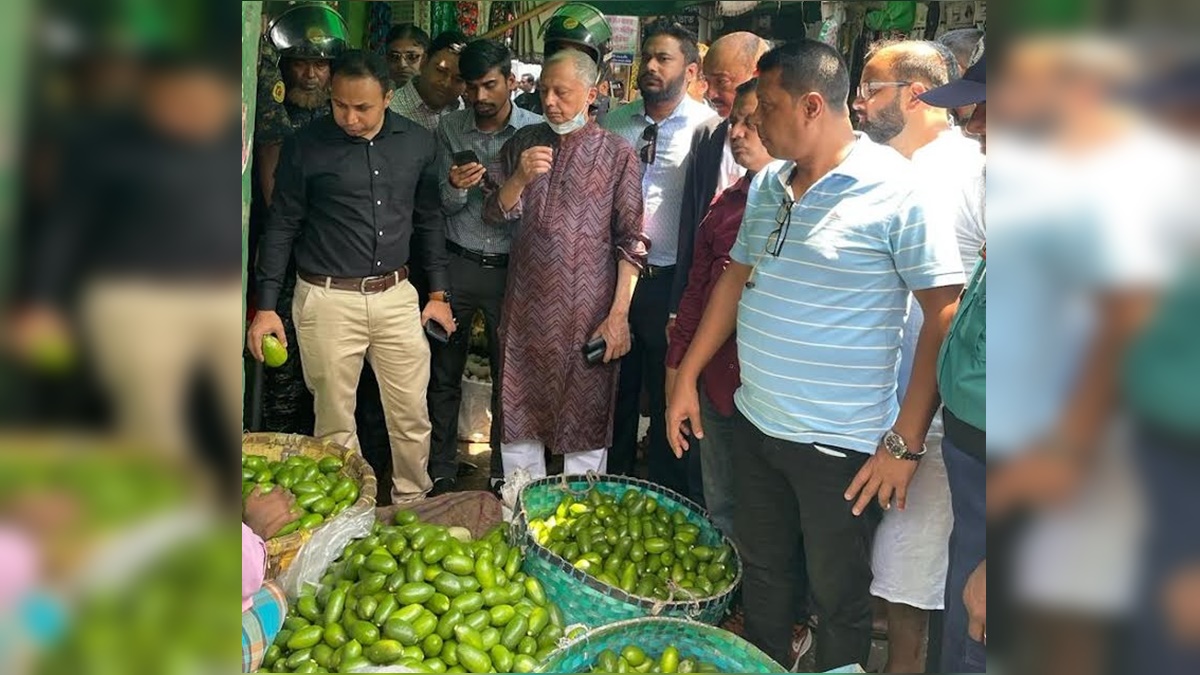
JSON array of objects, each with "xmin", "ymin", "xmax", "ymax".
[{"xmin": 916, "ymin": 50, "xmax": 986, "ymax": 673}]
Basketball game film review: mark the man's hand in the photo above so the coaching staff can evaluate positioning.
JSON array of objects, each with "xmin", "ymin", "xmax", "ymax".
[
  {"xmin": 666, "ymin": 373, "xmax": 703, "ymax": 458},
  {"xmin": 844, "ymin": 439, "xmax": 921, "ymax": 515},
  {"xmin": 987, "ymin": 445, "xmax": 1087, "ymax": 518},
  {"xmin": 965, "ymin": 560, "xmax": 987, "ymax": 644},
  {"xmin": 591, "ymin": 313, "xmax": 630, "ymax": 363},
  {"xmin": 247, "ymin": 310, "xmax": 287, "ymax": 362},
  {"xmin": 421, "ymin": 299, "xmax": 457, "ymax": 336},
  {"xmin": 243, "ymin": 485, "xmax": 299, "ymax": 540},
  {"xmin": 449, "ymin": 162, "xmax": 487, "ymax": 190},
  {"xmin": 8, "ymin": 306, "xmax": 74, "ymax": 370},
  {"xmin": 515, "ymin": 146, "xmax": 554, "ymax": 184},
  {"xmin": 665, "ymin": 367, "xmax": 679, "ymax": 405}
]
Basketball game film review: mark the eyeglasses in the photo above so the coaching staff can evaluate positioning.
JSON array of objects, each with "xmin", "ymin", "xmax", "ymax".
[
  {"xmin": 766, "ymin": 197, "xmax": 794, "ymax": 257},
  {"xmin": 639, "ymin": 124, "xmax": 658, "ymax": 165},
  {"xmin": 856, "ymin": 81, "xmax": 911, "ymax": 100},
  {"xmin": 387, "ymin": 50, "xmax": 424, "ymax": 64}
]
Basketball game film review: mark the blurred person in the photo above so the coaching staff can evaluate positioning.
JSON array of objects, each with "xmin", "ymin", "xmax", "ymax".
[
  {"xmin": 603, "ymin": 21, "xmax": 717, "ymax": 497},
  {"xmin": 13, "ymin": 50, "xmax": 241, "ymax": 464},
  {"xmin": 688, "ymin": 43, "xmax": 710, "ymax": 103},
  {"xmin": 482, "ymin": 49, "xmax": 647, "ymax": 479},
  {"xmin": 852, "ymin": 39, "xmax": 985, "ymax": 673},
  {"xmin": 664, "ymin": 79, "xmax": 814, "ymax": 666},
  {"xmin": 389, "ymin": 30, "xmax": 467, "ymax": 131},
  {"xmin": 515, "ymin": 74, "xmax": 541, "ymax": 113},
  {"xmin": 670, "ymin": 32, "xmax": 771, "ymax": 328},
  {"xmin": 428, "ymin": 39, "xmax": 542, "ymax": 498},
  {"xmin": 384, "ymin": 23, "xmax": 430, "ymax": 91},
  {"xmin": 248, "ymin": 50, "xmax": 455, "ymax": 504},
  {"xmin": 241, "ymin": 486, "xmax": 296, "ymax": 672},
  {"xmin": 983, "ymin": 37, "xmax": 1193, "ymax": 675},
  {"xmin": 666, "ymin": 40, "xmax": 964, "ymax": 671},
  {"xmin": 591, "ymin": 73, "xmax": 612, "ymax": 125}
]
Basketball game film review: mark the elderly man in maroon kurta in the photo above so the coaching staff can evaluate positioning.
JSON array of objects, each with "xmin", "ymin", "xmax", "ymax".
[{"xmin": 483, "ymin": 49, "xmax": 648, "ymax": 478}]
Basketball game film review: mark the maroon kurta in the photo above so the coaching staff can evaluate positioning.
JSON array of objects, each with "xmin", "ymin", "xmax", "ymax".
[{"xmin": 483, "ymin": 122, "xmax": 648, "ymax": 454}]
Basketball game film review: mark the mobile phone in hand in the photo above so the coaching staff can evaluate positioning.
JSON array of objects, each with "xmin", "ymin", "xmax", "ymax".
[
  {"xmin": 452, "ymin": 149, "xmax": 481, "ymax": 166},
  {"xmin": 425, "ymin": 321, "xmax": 450, "ymax": 344}
]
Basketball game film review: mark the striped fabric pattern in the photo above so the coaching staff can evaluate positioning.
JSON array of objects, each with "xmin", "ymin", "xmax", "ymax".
[
  {"xmin": 241, "ymin": 581, "xmax": 287, "ymax": 672},
  {"xmin": 729, "ymin": 135, "xmax": 965, "ymax": 454},
  {"xmin": 436, "ymin": 106, "xmax": 543, "ymax": 254},
  {"xmin": 603, "ymin": 96, "xmax": 718, "ymax": 266}
]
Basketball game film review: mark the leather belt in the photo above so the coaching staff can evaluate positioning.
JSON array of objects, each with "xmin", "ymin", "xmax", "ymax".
[
  {"xmin": 448, "ymin": 240, "xmax": 508, "ymax": 268},
  {"xmin": 640, "ymin": 264, "xmax": 676, "ymax": 279},
  {"xmin": 299, "ymin": 267, "xmax": 408, "ymax": 294}
]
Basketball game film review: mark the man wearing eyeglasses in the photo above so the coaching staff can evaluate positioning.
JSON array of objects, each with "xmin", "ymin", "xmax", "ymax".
[
  {"xmin": 851, "ymin": 39, "xmax": 985, "ymax": 674},
  {"xmin": 666, "ymin": 40, "xmax": 964, "ymax": 671},
  {"xmin": 602, "ymin": 20, "xmax": 718, "ymax": 497},
  {"xmin": 384, "ymin": 24, "xmax": 430, "ymax": 91},
  {"xmin": 389, "ymin": 30, "xmax": 467, "ymax": 132}
]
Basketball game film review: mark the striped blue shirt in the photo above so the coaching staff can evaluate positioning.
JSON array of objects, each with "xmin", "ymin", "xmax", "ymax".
[
  {"xmin": 436, "ymin": 105, "xmax": 543, "ymax": 254},
  {"xmin": 730, "ymin": 135, "xmax": 965, "ymax": 454},
  {"xmin": 603, "ymin": 96, "xmax": 718, "ymax": 266}
]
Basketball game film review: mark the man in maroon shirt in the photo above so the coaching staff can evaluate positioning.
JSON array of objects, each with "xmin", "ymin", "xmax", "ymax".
[{"xmin": 666, "ymin": 79, "xmax": 773, "ymax": 537}]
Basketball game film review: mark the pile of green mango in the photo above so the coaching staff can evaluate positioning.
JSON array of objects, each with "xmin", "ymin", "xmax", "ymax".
[
  {"xmin": 526, "ymin": 488, "xmax": 737, "ymax": 601},
  {"xmin": 589, "ymin": 644, "xmax": 720, "ymax": 673},
  {"xmin": 242, "ymin": 453, "xmax": 360, "ymax": 538},
  {"xmin": 261, "ymin": 511, "xmax": 570, "ymax": 673}
]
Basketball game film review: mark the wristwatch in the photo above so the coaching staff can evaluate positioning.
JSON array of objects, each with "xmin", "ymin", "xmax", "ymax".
[
  {"xmin": 882, "ymin": 430, "xmax": 926, "ymax": 461},
  {"xmin": 429, "ymin": 291, "xmax": 452, "ymax": 304}
]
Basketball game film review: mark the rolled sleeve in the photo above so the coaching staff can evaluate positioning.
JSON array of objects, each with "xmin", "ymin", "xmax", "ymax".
[{"xmin": 613, "ymin": 145, "xmax": 649, "ymax": 269}]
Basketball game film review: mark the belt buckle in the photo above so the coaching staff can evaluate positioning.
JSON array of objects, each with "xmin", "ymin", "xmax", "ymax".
[{"xmin": 359, "ymin": 276, "xmax": 372, "ymax": 294}]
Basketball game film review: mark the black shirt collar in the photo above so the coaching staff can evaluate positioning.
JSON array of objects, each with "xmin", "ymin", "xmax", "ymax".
[{"xmin": 318, "ymin": 110, "xmax": 409, "ymax": 143}]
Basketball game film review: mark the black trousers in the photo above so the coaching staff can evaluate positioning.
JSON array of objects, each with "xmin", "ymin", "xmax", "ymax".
[
  {"xmin": 611, "ymin": 271, "xmax": 690, "ymax": 497},
  {"xmin": 426, "ymin": 251, "xmax": 506, "ymax": 481},
  {"xmin": 732, "ymin": 410, "xmax": 881, "ymax": 671}
]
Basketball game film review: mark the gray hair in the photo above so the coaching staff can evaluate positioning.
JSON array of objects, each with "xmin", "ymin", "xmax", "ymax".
[{"xmin": 545, "ymin": 48, "xmax": 599, "ymax": 88}]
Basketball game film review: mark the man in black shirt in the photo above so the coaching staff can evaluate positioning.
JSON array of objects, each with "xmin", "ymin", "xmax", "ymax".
[{"xmin": 249, "ymin": 50, "xmax": 456, "ymax": 504}]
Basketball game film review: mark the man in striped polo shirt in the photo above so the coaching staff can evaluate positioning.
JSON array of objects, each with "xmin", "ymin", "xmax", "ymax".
[{"xmin": 666, "ymin": 40, "xmax": 965, "ymax": 670}]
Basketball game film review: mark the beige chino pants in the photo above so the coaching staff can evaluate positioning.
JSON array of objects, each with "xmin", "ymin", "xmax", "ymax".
[{"xmin": 293, "ymin": 277, "xmax": 433, "ymax": 503}]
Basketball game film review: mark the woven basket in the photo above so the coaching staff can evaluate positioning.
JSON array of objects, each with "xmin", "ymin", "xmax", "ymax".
[
  {"xmin": 534, "ymin": 616, "xmax": 786, "ymax": 673},
  {"xmin": 242, "ymin": 432, "xmax": 377, "ymax": 577},
  {"xmin": 513, "ymin": 474, "xmax": 741, "ymax": 627}
]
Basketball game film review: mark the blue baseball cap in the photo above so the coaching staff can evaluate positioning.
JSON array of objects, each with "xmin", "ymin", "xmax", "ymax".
[{"xmin": 919, "ymin": 53, "xmax": 986, "ymax": 108}]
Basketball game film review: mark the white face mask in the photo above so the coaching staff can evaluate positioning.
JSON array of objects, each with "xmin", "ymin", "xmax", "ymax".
[{"xmin": 547, "ymin": 107, "xmax": 588, "ymax": 135}]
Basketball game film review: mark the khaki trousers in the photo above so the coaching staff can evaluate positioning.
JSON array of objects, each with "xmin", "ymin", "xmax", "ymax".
[
  {"xmin": 83, "ymin": 279, "xmax": 244, "ymax": 461},
  {"xmin": 293, "ymin": 277, "xmax": 433, "ymax": 503}
]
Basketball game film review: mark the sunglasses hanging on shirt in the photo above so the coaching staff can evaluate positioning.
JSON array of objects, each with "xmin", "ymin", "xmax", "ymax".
[{"xmin": 639, "ymin": 123, "xmax": 658, "ymax": 165}]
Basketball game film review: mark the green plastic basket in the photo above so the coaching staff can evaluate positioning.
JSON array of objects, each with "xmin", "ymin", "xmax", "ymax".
[
  {"xmin": 513, "ymin": 474, "xmax": 742, "ymax": 627},
  {"xmin": 534, "ymin": 617, "xmax": 787, "ymax": 673}
]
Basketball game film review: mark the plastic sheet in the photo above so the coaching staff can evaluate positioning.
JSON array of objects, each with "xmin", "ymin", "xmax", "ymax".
[
  {"xmin": 277, "ymin": 498, "xmax": 375, "ymax": 601},
  {"xmin": 458, "ymin": 374, "xmax": 493, "ymax": 443}
]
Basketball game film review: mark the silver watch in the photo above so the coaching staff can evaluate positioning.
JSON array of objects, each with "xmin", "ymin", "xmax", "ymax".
[{"xmin": 882, "ymin": 430, "xmax": 926, "ymax": 461}]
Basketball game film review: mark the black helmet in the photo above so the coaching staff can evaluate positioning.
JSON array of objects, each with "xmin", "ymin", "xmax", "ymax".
[
  {"xmin": 540, "ymin": 3, "xmax": 611, "ymax": 67},
  {"xmin": 267, "ymin": 3, "xmax": 349, "ymax": 61}
]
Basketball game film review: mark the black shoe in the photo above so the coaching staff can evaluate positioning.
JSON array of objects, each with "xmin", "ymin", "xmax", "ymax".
[{"xmin": 429, "ymin": 477, "xmax": 456, "ymax": 497}]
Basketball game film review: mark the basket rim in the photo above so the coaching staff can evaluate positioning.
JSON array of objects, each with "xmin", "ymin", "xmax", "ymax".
[
  {"xmin": 534, "ymin": 616, "xmax": 787, "ymax": 673},
  {"xmin": 514, "ymin": 473, "xmax": 743, "ymax": 614}
]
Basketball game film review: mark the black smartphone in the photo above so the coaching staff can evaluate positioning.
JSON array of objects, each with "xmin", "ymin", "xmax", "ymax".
[
  {"xmin": 425, "ymin": 321, "xmax": 450, "ymax": 344},
  {"xmin": 582, "ymin": 334, "xmax": 634, "ymax": 366},
  {"xmin": 452, "ymin": 149, "xmax": 481, "ymax": 166}
]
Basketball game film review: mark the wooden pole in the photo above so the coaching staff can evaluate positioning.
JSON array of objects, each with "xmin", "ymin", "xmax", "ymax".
[{"xmin": 481, "ymin": 1, "xmax": 565, "ymax": 39}]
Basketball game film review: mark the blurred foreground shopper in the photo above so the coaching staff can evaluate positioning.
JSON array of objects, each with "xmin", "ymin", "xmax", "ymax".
[
  {"xmin": 241, "ymin": 487, "xmax": 297, "ymax": 672},
  {"xmin": 483, "ymin": 50, "xmax": 647, "ymax": 479},
  {"xmin": 666, "ymin": 40, "xmax": 964, "ymax": 670},
  {"xmin": 853, "ymin": 39, "xmax": 985, "ymax": 673},
  {"xmin": 17, "ymin": 48, "xmax": 241, "ymax": 464},
  {"xmin": 249, "ymin": 50, "xmax": 455, "ymax": 504},
  {"xmin": 427, "ymin": 39, "xmax": 541, "ymax": 496}
]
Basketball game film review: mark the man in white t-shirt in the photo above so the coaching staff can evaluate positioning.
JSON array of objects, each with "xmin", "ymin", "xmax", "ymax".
[{"xmin": 852, "ymin": 39, "xmax": 983, "ymax": 674}]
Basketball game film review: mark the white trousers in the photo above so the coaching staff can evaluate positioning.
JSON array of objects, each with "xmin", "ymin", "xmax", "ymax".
[{"xmin": 500, "ymin": 441, "xmax": 607, "ymax": 479}]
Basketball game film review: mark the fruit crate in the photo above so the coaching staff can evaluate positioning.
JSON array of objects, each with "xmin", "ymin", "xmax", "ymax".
[{"xmin": 513, "ymin": 474, "xmax": 741, "ymax": 627}]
